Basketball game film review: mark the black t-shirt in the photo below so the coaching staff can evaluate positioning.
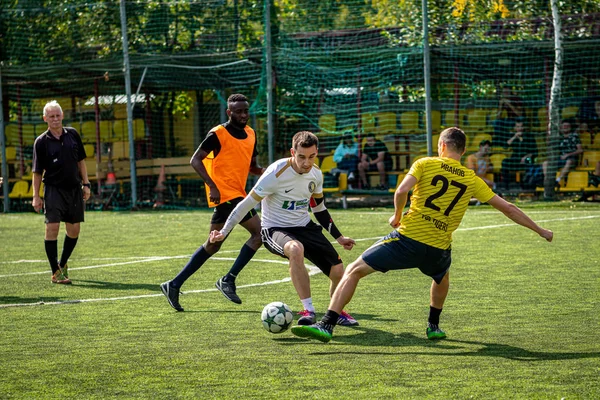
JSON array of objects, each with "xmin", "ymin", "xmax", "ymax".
[
  {"xmin": 198, "ymin": 121, "xmax": 258, "ymax": 158},
  {"xmin": 33, "ymin": 127, "xmax": 87, "ymax": 189},
  {"xmin": 362, "ymin": 139, "xmax": 390, "ymax": 162}
]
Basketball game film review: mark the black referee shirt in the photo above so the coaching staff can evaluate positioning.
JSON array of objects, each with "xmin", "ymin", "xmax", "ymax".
[{"xmin": 33, "ymin": 127, "xmax": 87, "ymax": 189}]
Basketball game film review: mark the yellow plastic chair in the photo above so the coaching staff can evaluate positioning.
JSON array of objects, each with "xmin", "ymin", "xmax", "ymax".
[
  {"xmin": 112, "ymin": 141, "xmax": 130, "ymax": 160},
  {"xmin": 376, "ymin": 112, "xmax": 398, "ymax": 134},
  {"xmin": 490, "ymin": 153, "xmax": 507, "ymax": 174},
  {"xmin": 467, "ymin": 109, "xmax": 490, "ymax": 132},
  {"xmin": 319, "ymin": 155, "xmax": 337, "ymax": 174},
  {"xmin": 361, "ymin": 113, "xmax": 376, "ymax": 133},
  {"xmin": 467, "ymin": 133, "xmax": 493, "ymax": 152},
  {"xmin": 8, "ymin": 180, "xmax": 30, "ymax": 199},
  {"xmin": 133, "ymin": 119, "xmax": 146, "ymax": 140},
  {"xmin": 318, "ymin": 114, "xmax": 336, "ymax": 133},
  {"xmin": 561, "ymin": 106, "xmax": 578, "ymax": 120},
  {"xmin": 0, "ymin": 147, "xmax": 17, "ymax": 162},
  {"xmin": 399, "ymin": 111, "xmax": 420, "ymax": 134},
  {"xmin": 560, "ymin": 171, "xmax": 590, "ymax": 191},
  {"xmin": 430, "ymin": 110, "xmax": 442, "ymax": 132},
  {"xmin": 582, "ymin": 151, "xmax": 600, "ymax": 168}
]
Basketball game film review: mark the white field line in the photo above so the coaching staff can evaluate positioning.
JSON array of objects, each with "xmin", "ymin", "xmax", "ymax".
[
  {"xmin": 0, "ymin": 213, "xmax": 597, "ymax": 309},
  {"xmin": 0, "ymin": 261, "xmax": 320, "ymax": 309}
]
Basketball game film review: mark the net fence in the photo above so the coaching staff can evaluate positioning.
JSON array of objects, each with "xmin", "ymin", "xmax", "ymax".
[{"xmin": 1, "ymin": 1, "xmax": 600, "ymax": 210}]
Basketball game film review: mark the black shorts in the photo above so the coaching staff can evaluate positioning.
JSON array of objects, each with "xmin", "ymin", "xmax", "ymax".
[
  {"xmin": 44, "ymin": 184, "xmax": 85, "ymax": 224},
  {"xmin": 211, "ymin": 197, "xmax": 257, "ymax": 224},
  {"xmin": 362, "ymin": 230, "xmax": 451, "ymax": 284},
  {"xmin": 261, "ymin": 220, "xmax": 342, "ymax": 276}
]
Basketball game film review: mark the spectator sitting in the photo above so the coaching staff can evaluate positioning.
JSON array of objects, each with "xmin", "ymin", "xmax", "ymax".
[
  {"xmin": 588, "ymin": 160, "xmax": 600, "ymax": 187},
  {"xmin": 466, "ymin": 139, "xmax": 494, "ymax": 189},
  {"xmin": 542, "ymin": 117, "xmax": 583, "ymax": 188},
  {"xmin": 500, "ymin": 120, "xmax": 538, "ymax": 190},
  {"xmin": 358, "ymin": 133, "xmax": 393, "ymax": 189},
  {"xmin": 332, "ymin": 132, "xmax": 359, "ymax": 184},
  {"xmin": 492, "ymin": 87, "xmax": 524, "ymax": 147}
]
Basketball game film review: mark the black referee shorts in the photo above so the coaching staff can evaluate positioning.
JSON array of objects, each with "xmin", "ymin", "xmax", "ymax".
[
  {"xmin": 361, "ymin": 230, "xmax": 451, "ymax": 284},
  {"xmin": 44, "ymin": 184, "xmax": 85, "ymax": 224},
  {"xmin": 261, "ymin": 220, "xmax": 342, "ymax": 276}
]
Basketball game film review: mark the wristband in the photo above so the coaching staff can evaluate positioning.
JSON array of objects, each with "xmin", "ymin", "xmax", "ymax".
[{"xmin": 82, "ymin": 183, "xmax": 91, "ymax": 188}]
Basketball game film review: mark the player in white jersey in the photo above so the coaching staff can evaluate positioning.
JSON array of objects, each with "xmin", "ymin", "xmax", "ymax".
[{"xmin": 210, "ymin": 131, "xmax": 359, "ymax": 326}]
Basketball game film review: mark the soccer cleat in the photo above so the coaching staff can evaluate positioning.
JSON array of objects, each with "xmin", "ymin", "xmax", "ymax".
[
  {"xmin": 291, "ymin": 322, "xmax": 333, "ymax": 343},
  {"xmin": 337, "ymin": 310, "xmax": 359, "ymax": 326},
  {"xmin": 297, "ymin": 310, "xmax": 316, "ymax": 325},
  {"xmin": 426, "ymin": 324, "xmax": 447, "ymax": 340},
  {"xmin": 51, "ymin": 270, "xmax": 72, "ymax": 284},
  {"xmin": 59, "ymin": 263, "xmax": 69, "ymax": 279},
  {"xmin": 215, "ymin": 277, "xmax": 242, "ymax": 304},
  {"xmin": 160, "ymin": 281, "xmax": 184, "ymax": 312}
]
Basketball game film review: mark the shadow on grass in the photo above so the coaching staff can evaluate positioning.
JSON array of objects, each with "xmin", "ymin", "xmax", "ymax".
[
  {"xmin": 0, "ymin": 296, "xmax": 66, "ymax": 305},
  {"xmin": 72, "ymin": 279, "xmax": 160, "ymax": 291},
  {"xmin": 288, "ymin": 326, "xmax": 600, "ymax": 361}
]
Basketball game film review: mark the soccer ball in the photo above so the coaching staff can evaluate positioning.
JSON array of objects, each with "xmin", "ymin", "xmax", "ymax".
[{"xmin": 261, "ymin": 301, "xmax": 293, "ymax": 334}]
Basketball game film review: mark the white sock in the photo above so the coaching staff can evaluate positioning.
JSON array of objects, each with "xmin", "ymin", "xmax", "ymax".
[{"xmin": 301, "ymin": 297, "xmax": 315, "ymax": 312}]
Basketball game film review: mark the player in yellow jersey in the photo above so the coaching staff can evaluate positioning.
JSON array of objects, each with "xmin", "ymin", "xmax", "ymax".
[{"xmin": 292, "ymin": 127, "xmax": 554, "ymax": 342}]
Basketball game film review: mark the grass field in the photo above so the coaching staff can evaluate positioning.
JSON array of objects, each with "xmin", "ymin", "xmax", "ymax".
[{"xmin": 1, "ymin": 202, "xmax": 599, "ymax": 399}]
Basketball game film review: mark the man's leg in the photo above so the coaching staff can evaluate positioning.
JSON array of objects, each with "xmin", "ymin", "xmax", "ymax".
[
  {"xmin": 45, "ymin": 222, "xmax": 69, "ymax": 284},
  {"xmin": 358, "ymin": 161, "xmax": 369, "ymax": 188},
  {"xmin": 376, "ymin": 161, "xmax": 387, "ymax": 188},
  {"xmin": 160, "ymin": 222, "xmax": 224, "ymax": 311},
  {"xmin": 216, "ymin": 214, "xmax": 262, "ymax": 304},
  {"xmin": 283, "ymin": 240, "xmax": 316, "ymax": 325},
  {"xmin": 557, "ymin": 159, "xmax": 573, "ymax": 183},
  {"xmin": 59, "ymin": 222, "xmax": 81, "ymax": 279},
  {"xmin": 292, "ymin": 257, "xmax": 375, "ymax": 342},
  {"xmin": 427, "ymin": 271, "xmax": 449, "ymax": 340}
]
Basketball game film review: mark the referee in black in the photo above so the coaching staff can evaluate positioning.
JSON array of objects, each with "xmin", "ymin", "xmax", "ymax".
[{"xmin": 32, "ymin": 100, "xmax": 91, "ymax": 284}]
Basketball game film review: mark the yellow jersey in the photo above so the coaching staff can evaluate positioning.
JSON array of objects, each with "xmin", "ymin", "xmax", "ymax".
[{"xmin": 399, "ymin": 157, "xmax": 495, "ymax": 249}]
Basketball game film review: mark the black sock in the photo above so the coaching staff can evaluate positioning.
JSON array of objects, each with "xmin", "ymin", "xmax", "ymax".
[
  {"xmin": 59, "ymin": 235, "xmax": 78, "ymax": 267},
  {"xmin": 171, "ymin": 246, "xmax": 211, "ymax": 288},
  {"xmin": 321, "ymin": 310, "xmax": 340, "ymax": 327},
  {"xmin": 224, "ymin": 244, "xmax": 257, "ymax": 282},
  {"xmin": 44, "ymin": 240, "xmax": 59, "ymax": 274},
  {"xmin": 428, "ymin": 306, "xmax": 443, "ymax": 326}
]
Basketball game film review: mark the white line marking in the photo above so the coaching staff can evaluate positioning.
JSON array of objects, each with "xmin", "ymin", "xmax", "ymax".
[
  {"xmin": 0, "ymin": 262, "xmax": 321, "ymax": 309},
  {"xmin": 1, "ymin": 214, "xmax": 597, "ymax": 309}
]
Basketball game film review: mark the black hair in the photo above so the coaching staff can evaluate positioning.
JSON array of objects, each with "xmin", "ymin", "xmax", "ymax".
[{"xmin": 227, "ymin": 94, "xmax": 248, "ymax": 105}]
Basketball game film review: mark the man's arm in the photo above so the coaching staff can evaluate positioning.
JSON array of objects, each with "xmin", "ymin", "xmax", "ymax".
[
  {"xmin": 389, "ymin": 174, "xmax": 417, "ymax": 228},
  {"xmin": 78, "ymin": 159, "xmax": 92, "ymax": 201},
  {"xmin": 487, "ymin": 195, "xmax": 553, "ymax": 241},
  {"xmin": 311, "ymin": 193, "xmax": 355, "ymax": 250},
  {"xmin": 32, "ymin": 172, "xmax": 43, "ymax": 213},
  {"xmin": 209, "ymin": 191, "xmax": 263, "ymax": 243},
  {"xmin": 249, "ymin": 155, "xmax": 266, "ymax": 176},
  {"xmin": 190, "ymin": 147, "xmax": 221, "ymax": 204}
]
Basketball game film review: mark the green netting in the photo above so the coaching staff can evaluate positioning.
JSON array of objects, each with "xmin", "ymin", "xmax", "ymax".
[{"xmin": 2, "ymin": 1, "xmax": 600, "ymax": 211}]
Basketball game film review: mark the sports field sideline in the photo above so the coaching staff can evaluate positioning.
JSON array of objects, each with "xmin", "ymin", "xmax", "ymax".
[{"xmin": 0, "ymin": 204, "xmax": 598, "ymax": 398}]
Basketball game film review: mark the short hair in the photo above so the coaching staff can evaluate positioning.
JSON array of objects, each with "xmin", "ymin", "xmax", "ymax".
[
  {"xmin": 292, "ymin": 131, "xmax": 319, "ymax": 150},
  {"xmin": 439, "ymin": 127, "xmax": 466, "ymax": 153},
  {"xmin": 365, "ymin": 133, "xmax": 376, "ymax": 139},
  {"xmin": 227, "ymin": 94, "xmax": 248, "ymax": 107},
  {"xmin": 43, "ymin": 100, "xmax": 63, "ymax": 117},
  {"xmin": 479, "ymin": 140, "xmax": 491, "ymax": 147},
  {"xmin": 561, "ymin": 117, "xmax": 576, "ymax": 126}
]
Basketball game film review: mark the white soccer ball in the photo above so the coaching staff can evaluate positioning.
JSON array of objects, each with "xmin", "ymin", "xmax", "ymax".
[{"xmin": 261, "ymin": 301, "xmax": 294, "ymax": 334}]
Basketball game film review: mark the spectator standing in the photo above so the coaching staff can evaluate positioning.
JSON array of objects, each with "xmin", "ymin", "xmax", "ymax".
[
  {"xmin": 493, "ymin": 87, "xmax": 524, "ymax": 147},
  {"xmin": 32, "ymin": 100, "xmax": 91, "ymax": 284}
]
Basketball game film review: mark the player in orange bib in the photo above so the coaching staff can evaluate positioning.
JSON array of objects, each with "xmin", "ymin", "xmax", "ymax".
[
  {"xmin": 292, "ymin": 127, "xmax": 554, "ymax": 342},
  {"xmin": 160, "ymin": 94, "xmax": 265, "ymax": 311}
]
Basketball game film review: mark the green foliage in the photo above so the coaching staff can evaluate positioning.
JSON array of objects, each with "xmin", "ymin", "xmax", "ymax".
[{"xmin": 0, "ymin": 205, "xmax": 599, "ymax": 398}]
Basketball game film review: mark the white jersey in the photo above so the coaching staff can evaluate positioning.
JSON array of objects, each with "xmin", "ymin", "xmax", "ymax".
[{"xmin": 253, "ymin": 158, "xmax": 323, "ymax": 228}]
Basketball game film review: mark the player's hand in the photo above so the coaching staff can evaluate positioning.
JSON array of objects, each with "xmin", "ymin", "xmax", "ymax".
[
  {"xmin": 209, "ymin": 230, "xmax": 225, "ymax": 243},
  {"xmin": 540, "ymin": 229, "xmax": 553, "ymax": 242},
  {"xmin": 337, "ymin": 236, "xmax": 355, "ymax": 250},
  {"xmin": 83, "ymin": 186, "xmax": 91, "ymax": 201},
  {"xmin": 209, "ymin": 186, "xmax": 221, "ymax": 205},
  {"xmin": 32, "ymin": 196, "xmax": 43, "ymax": 213},
  {"xmin": 389, "ymin": 214, "xmax": 401, "ymax": 228}
]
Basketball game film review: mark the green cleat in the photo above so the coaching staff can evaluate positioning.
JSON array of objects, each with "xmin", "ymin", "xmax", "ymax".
[
  {"xmin": 291, "ymin": 322, "xmax": 333, "ymax": 343},
  {"xmin": 426, "ymin": 324, "xmax": 447, "ymax": 340}
]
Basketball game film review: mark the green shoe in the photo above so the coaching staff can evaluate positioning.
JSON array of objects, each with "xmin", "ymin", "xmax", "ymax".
[
  {"xmin": 426, "ymin": 324, "xmax": 446, "ymax": 340},
  {"xmin": 60, "ymin": 263, "xmax": 69, "ymax": 279},
  {"xmin": 291, "ymin": 322, "xmax": 333, "ymax": 343}
]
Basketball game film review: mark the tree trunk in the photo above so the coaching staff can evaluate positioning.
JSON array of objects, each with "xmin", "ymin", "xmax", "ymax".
[{"xmin": 544, "ymin": 0, "xmax": 562, "ymax": 199}]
